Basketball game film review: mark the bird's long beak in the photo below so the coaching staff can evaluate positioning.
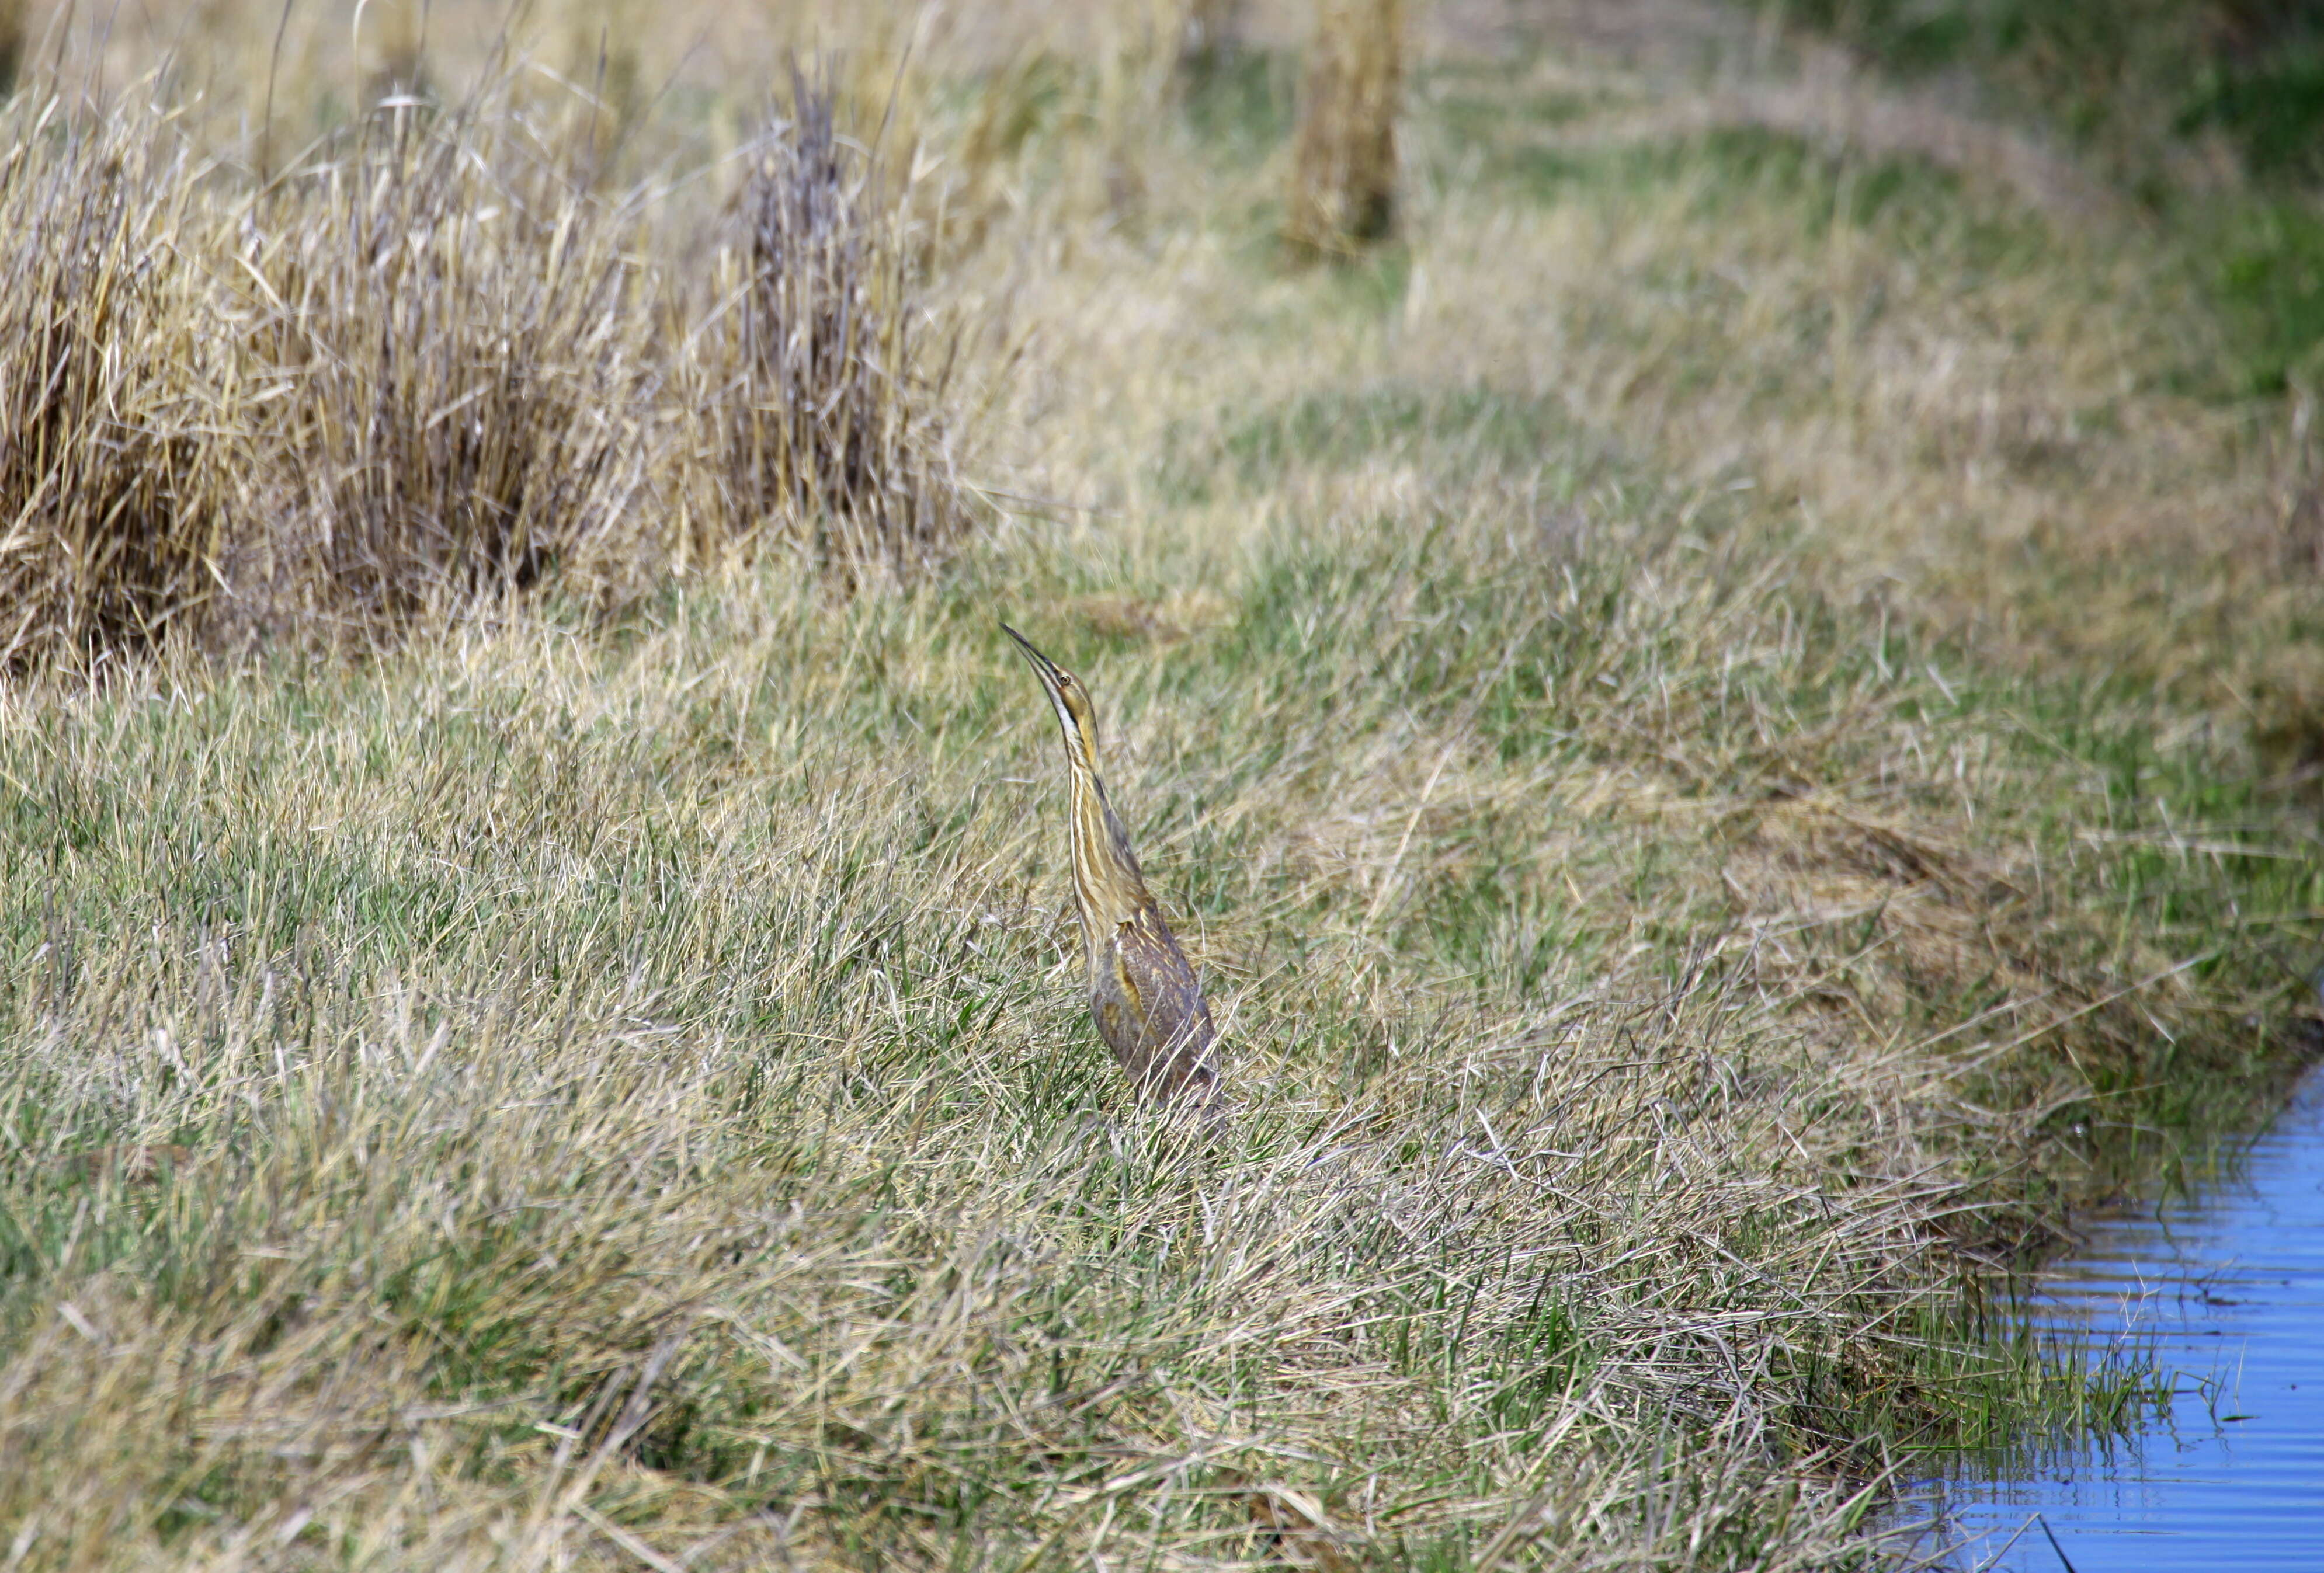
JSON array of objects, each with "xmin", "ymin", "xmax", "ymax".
[
  {"xmin": 1001, "ymin": 620, "xmax": 1084, "ymax": 753},
  {"xmin": 1001, "ymin": 620, "xmax": 1072, "ymax": 704},
  {"xmin": 999, "ymin": 621, "xmax": 1061, "ymax": 688}
]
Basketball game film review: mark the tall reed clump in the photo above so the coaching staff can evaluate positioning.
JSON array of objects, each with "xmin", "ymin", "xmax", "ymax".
[
  {"xmin": 0, "ymin": 102, "xmax": 242, "ymax": 671},
  {"xmin": 227, "ymin": 98, "xmax": 659, "ymax": 638},
  {"xmin": 691, "ymin": 61, "xmax": 975, "ymax": 583},
  {"xmin": 1285, "ymin": 0, "xmax": 1402, "ymax": 255}
]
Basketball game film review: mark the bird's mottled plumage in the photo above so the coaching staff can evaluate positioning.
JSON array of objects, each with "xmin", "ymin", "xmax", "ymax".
[{"xmin": 1002, "ymin": 622, "xmax": 1222, "ymax": 1112}]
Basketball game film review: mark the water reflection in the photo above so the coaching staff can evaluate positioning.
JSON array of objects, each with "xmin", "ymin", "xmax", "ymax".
[{"xmin": 1902, "ymin": 1066, "xmax": 2324, "ymax": 1568}]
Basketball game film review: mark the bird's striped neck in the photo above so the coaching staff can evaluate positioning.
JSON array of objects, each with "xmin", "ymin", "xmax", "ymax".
[{"xmin": 1065, "ymin": 759, "xmax": 1147, "ymax": 929}]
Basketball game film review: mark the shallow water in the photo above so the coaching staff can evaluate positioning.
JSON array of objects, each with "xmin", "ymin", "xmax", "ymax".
[{"xmin": 1901, "ymin": 1066, "xmax": 2324, "ymax": 1569}]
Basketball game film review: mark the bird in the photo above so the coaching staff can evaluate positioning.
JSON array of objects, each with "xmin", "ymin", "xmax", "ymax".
[{"xmin": 1002, "ymin": 621, "xmax": 1222, "ymax": 1114}]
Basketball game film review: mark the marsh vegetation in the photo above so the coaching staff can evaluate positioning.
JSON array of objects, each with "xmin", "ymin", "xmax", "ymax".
[{"xmin": 1, "ymin": 2, "xmax": 2319, "ymax": 1567}]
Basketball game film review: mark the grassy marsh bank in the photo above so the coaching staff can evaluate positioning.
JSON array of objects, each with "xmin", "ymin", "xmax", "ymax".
[{"xmin": 2, "ymin": 1, "xmax": 2321, "ymax": 1567}]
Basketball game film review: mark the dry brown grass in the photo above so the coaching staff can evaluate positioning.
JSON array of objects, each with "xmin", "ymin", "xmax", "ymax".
[
  {"xmin": 1287, "ymin": 0, "xmax": 1403, "ymax": 254},
  {"xmin": 224, "ymin": 98, "xmax": 659, "ymax": 640},
  {"xmin": 0, "ymin": 105, "xmax": 240, "ymax": 670},
  {"xmin": 0, "ymin": 29, "xmax": 981, "ymax": 658}
]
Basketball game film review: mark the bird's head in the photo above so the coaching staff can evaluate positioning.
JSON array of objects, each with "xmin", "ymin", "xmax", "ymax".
[{"xmin": 1001, "ymin": 621, "xmax": 1100, "ymax": 771}]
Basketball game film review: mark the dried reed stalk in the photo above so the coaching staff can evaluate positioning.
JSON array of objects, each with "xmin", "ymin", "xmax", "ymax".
[
  {"xmin": 554, "ymin": 0, "xmax": 649, "ymax": 187},
  {"xmin": 1286, "ymin": 0, "xmax": 1402, "ymax": 255}
]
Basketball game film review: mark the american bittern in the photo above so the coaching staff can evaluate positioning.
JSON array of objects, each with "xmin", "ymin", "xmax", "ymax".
[{"xmin": 1003, "ymin": 622, "xmax": 1222, "ymax": 1112}]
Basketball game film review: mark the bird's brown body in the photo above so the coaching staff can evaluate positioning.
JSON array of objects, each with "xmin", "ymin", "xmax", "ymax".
[{"xmin": 1003, "ymin": 623, "xmax": 1222, "ymax": 1112}]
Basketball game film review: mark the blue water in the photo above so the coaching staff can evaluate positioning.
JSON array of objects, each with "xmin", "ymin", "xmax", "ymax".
[{"xmin": 1902, "ymin": 1066, "xmax": 2324, "ymax": 1569}]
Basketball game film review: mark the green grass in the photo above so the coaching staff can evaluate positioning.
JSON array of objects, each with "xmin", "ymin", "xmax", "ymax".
[
  {"xmin": 1179, "ymin": 47, "xmax": 1298, "ymax": 154},
  {"xmin": 1763, "ymin": 0, "xmax": 2324, "ymax": 392},
  {"xmin": 2208, "ymin": 196, "xmax": 2324, "ymax": 393},
  {"xmin": 1155, "ymin": 382, "xmax": 1589, "ymax": 503},
  {"xmin": 6, "ymin": 473, "xmax": 2311, "ymax": 1562}
]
